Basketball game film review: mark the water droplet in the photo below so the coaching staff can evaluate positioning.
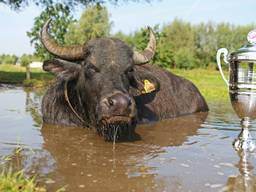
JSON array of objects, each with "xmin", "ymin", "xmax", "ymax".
[
  {"xmin": 180, "ymin": 163, "xmax": 190, "ymax": 168},
  {"xmin": 219, "ymin": 162, "xmax": 234, "ymax": 167},
  {"xmin": 217, "ymin": 172, "xmax": 224, "ymax": 176},
  {"xmin": 45, "ymin": 178, "xmax": 55, "ymax": 184},
  {"xmin": 210, "ymin": 184, "xmax": 222, "ymax": 188},
  {"xmin": 214, "ymin": 165, "xmax": 220, "ymax": 168}
]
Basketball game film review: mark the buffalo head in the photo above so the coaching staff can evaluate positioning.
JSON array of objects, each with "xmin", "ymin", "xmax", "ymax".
[{"xmin": 40, "ymin": 19, "xmax": 160, "ymax": 141}]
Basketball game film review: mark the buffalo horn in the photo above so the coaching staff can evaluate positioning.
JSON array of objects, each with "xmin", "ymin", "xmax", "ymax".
[
  {"xmin": 133, "ymin": 27, "xmax": 156, "ymax": 65},
  {"xmin": 40, "ymin": 19, "xmax": 84, "ymax": 60}
]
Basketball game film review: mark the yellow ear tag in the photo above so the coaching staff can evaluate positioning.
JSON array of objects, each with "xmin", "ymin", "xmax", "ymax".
[{"xmin": 142, "ymin": 79, "xmax": 156, "ymax": 93}]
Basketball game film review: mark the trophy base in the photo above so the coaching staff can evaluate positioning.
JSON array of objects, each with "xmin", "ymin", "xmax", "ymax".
[{"xmin": 233, "ymin": 128, "xmax": 256, "ymax": 152}]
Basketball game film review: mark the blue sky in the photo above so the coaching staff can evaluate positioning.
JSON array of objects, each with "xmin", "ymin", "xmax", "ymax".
[{"xmin": 0, "ymin": 0, "xmax": 256, "ymax": 56}]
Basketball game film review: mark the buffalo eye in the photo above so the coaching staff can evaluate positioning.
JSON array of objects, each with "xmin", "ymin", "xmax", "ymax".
[
  {"xmin": 123, "ymin": 67, "xmax": 135, "ymax": 87},
  {"xmin": 125, "ymin": 67, "xmax": 134, "ymax": 77},
  {"xmin": 85, "ymin": 64, "xmax": 100, "ymax": 77}
]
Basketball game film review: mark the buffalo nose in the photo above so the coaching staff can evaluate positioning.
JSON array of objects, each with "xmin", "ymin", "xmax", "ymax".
[
  {"xmin": 105, "ymin": 93, "xmax": 132, "ymax": 115},
  {"xmin": 108, "ymin": 93, "xmax": 132, "ymax": 109},
  {"xmin": 100, "ymin": 93, "xmax": 133, "ymax": 118}
]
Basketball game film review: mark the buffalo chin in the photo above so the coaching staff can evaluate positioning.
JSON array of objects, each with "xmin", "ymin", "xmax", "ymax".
[{"xmin": 97, "ymin": 116, "xmax": 136, "ymax": 142}]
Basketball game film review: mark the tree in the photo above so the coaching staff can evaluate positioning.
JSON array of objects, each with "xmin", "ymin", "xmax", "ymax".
[
  {"xmin": 114, "ymin": 25, "xmax": 161, "ymax": 65},
  {"xmin": 194, "ymin": 22, "xmax": 217, "ymax": 68},
  {"xmin": 64, "ymin": 4, "xmax": 112, "ymax": 45},
  {"xmin": 0, "ymin": 0, "xmax": 153, "ymax": 10},
  {"xmin": 114, "ymin": 31, "xmax": 134, "ymax": 46},
  {"xmin": 27, "ymin": 4, "xmax": 73, "ymax": 59},
  {"xmin": 157, "ymin": 19, "xmax": 196, "ymax": 68},
  {"xmin": 27, "ymin": 4, "xmax": 112, "ymax": 60},
  {"xmin": 27, "ymin": 3, "xmax": 74, "ymax": 60},
  {"xmin": 173, "ymin": 48, "xmax": 197, "ymax": 69},
  {"xmin": 19, "ymin": 54, "xmax": 35, "ymax": 80},
  {"xmin": 153, "ymin": 27, "xmax": 174, "ymax": 68},
  {"xmin": 0, "ymin": 54, "xmax": 18, "ymax": 64},
  {"xmin": 193, "ymin": 22, "xmax": 255, "ymax": 69}
]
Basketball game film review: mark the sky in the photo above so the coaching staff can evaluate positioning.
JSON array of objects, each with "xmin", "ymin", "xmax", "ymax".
[{"xmin": 0, "ymin": 0, "xmax": 256, "ymax": 56}]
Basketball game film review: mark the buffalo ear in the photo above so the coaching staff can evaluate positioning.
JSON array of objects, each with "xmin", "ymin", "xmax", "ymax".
[
  {"xmin": 43, "ymin": 58, "xmax": 81, "ymax": 79},
  {"xmin": 130, "ymin": 67, "xmax": 160, "ymax": 96}
]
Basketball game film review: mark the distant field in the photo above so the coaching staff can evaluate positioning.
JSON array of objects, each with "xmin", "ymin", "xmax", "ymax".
[
  {"xmin": 0, "ymin": 64, "xmax": 53, "ymax": 87},
  {"xmin": 171, "ymin": 68, "xmax": 228, "ymax": 101},
  {"xmin": 0, "ymin": 64, "xmax": 228, "ymax": 100}
]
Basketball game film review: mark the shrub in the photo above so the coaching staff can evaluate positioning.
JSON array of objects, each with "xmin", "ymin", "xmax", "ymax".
[{"xmin": 173, "ymin": 48, "xmax": 197, "ymax": 69}]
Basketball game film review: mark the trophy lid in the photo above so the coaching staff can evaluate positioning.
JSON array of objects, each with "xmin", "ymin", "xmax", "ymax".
[{"xmin": 230, "ymin": 30, "xmax": 256, "ymax": 61}]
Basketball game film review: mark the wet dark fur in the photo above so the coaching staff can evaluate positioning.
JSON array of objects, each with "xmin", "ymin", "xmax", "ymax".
[
  {"xmin": 41, "ymin": 37, "xmax": 208, "ymax": 140},
  {"xmin": 134, "ymin": 64, "xmax": 208, "ymax": 122}
]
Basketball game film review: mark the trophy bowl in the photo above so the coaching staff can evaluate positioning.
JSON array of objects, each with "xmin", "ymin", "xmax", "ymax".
[{"xmin": 217, "ymin": 30, "xmax": 256, "ymax": 151}]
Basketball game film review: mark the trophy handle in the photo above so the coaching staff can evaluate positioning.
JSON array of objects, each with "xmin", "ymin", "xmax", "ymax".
[{"xmin": 216, "ymin": 48, "xmax": 229, "ymax": 86}]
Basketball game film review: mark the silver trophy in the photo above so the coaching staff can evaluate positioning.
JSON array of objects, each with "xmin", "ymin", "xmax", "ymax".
[{"xmin": 217, "ymin": 30, "xmax": 256, "ymax": 151}]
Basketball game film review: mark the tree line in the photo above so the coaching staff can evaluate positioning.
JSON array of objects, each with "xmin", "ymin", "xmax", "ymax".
[
  {"xmin": 27, "ymin": 4, "xmax": 255, "ymax": 70},
  {"xmin": 2, "ymin": 4, "xmax": 255, "ymax": 70},
  {"xmin": 0, "ymin": 54, "xmax": 40, "ymax": 66},
  {"xmin": 116, "ymin": 20, "xmax": 255, "ymax": 69},
  {"xmin": 0, "ymin": 54, "xmax": 18, "ymax": 65}
]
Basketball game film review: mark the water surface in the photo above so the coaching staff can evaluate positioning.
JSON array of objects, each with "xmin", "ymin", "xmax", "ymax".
[{"xmin": 0, "ymin": 85, "xmax": 256, "ymax": 192}]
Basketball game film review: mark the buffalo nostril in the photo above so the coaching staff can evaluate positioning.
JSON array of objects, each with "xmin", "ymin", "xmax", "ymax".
[
  {"xmin": 103, "ymin": 93, "xmax": 134, "ymax": 118},
  {"xmin": 108, "ymin": 98, "xmax": 114, "ymax": 106},
  {"xmin": 127, "ymin": 97, "xmax": 132, "ymax": 106},
  {"xmin": 107, "ymin": 93, "xmax": 131, "ymax": 109}
]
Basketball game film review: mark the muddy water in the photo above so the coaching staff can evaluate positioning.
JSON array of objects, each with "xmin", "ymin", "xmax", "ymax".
[{"xmin": 0, "ymin": 85, "xmax": 256, "ymax": 192}]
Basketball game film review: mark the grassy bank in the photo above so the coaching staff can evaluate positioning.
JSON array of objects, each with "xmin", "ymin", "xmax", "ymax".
[
  {"xmin": 0, "ymin": 169, "xmax": 46, "ymax": 192},
  {"xmin": 0, "ymin": 64, "xmax": 53, "ymax": 87},
  {"xmin": 0, "ymin": 144, "xmax": 47, "ymax": 192},
  {"xmin": 0, "ymin": 64, "xmax": 228, "ymax": 100},
  {"xmin": 172, "ymin": 68, "xmax": 228, "ymax": 101}
]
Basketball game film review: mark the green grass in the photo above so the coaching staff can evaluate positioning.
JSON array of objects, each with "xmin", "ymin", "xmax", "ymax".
[
  {"xmin": 171, "ymin": 68, "xmax": 229, "ymax": 101},
  {"xmin": 0, "ymin": 64, "xmax": 53, "ymax": 87},
  {"xmin": 0, "ymin": 144, "xmax": 47, "ymax": 192},
  {"xmin": 0, "ymin": 169, "xmax": 47, "ymax": 192}
]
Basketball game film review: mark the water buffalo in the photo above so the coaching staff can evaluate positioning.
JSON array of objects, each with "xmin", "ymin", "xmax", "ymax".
[{"xmin": 40, "ymin": 19, "xmax": 208, "ymax": 141}]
